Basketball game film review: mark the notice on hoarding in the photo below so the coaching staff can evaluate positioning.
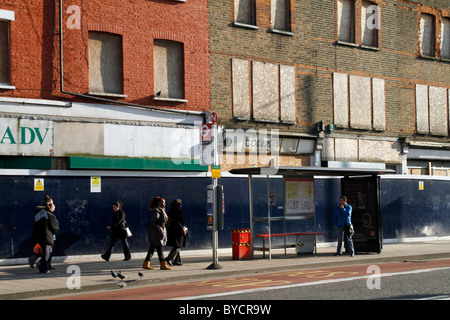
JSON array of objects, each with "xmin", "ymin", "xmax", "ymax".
[
  {"xmin": 34, "ymin": 178, "xmax": 44, "ymax": 191},
  {"xmin": 90, "ymin": 176, "xmax": 101, "ymax": 193},
  {"xmin": 285, "ymin": 179, "xmax": 315, "ymax": 215}
]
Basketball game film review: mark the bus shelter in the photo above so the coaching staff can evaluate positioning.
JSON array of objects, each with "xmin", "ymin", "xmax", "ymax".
[{"xmin": 229, "ymin": 166, "xmax": 395, "ymax": 259}]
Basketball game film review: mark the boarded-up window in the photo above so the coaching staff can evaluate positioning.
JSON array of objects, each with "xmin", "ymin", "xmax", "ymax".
[
  {"xmin": 253, "ymin": 61, "xmax": 279, "ymax": 122},
  {"xmin": 333, "ymin": 73, "xmax": 386, "ymax": 131},
  {"xmin": 361, "ymin": 1, "xmax": 379, "ymax": 47},
  {"xmin": 415, "ymin": 84, "xmax": 449, "ymax": 136},
  {"xmin": 338, "ymin": 0, "xmax": 355, "ymax": 43},
  {"xmin": 420, "ymin": 14, "xmax": 435, "ymax": 57},
  {"xmin": 232, "ymin": 59, "xmax": 296, "ymax": 123},
  {"xmin": 0, "ymin": 20, "xmax": 10, "ymax": 84},
  {"xmin": 232, "ymin": 58, "xmax": 250, "ymax": 119},
  {"xmin": 88, "ymin": 32, "xmax": 123, "ymax": 94},
  {"xmin": 441, "ymin": 18, "xmax": 450, "ymax": 59},
  {"xmin": 153, "ymin": 40, "xmax": 184, "ymax": 99},
  {"xmin": 235, "ymin": 0, "xmax": 255, "ymax": 25},
  {"xmin": 272, "ymin": 0, "xmax": 290, "ymax": 31}
]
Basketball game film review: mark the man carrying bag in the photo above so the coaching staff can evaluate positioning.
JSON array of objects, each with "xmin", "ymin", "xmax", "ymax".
[{"xmin": 333, "ymin": 196, "xmax": 355, "ymax": 257}]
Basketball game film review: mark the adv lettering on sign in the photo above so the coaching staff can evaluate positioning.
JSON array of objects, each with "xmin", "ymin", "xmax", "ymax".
[{"xmin": 0, "ymin": 119, "xmax": 53, "ymax": 156}]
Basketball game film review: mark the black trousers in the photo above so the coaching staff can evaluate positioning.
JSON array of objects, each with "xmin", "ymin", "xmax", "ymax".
[
  {"xmin": 103, "ymin": 234, "xmax": 131, "ymax": 260},
  {"xmin": 38, "ymin": 243, "xmax": 53, "ymax": 273},
  {"xmin": 145, "ymin": 244, "xmax": 165, "ymax": 263},
  {"xmin": 166, "ymin": 247, "xmax": 182, "ymax": 264}
]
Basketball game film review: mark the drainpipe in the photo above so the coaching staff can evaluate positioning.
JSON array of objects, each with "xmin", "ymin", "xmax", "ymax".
[{"xmin": 58, "ymin": 0, "xmax": 206, "ymax": 120}]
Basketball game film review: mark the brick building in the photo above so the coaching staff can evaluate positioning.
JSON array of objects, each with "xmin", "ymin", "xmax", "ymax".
[
  {"xmin": 210, "ymin": 0, "xmax": 450, "ymax": 175},
  {"xmin": 0, "ymin": 0, "xmax": 216, "ymax": 258},
  {"xmin": 0, "ymin": 0, "xmax": 210, "ymax": 171},
  {"xmin": 0, "ymin": 0, "xmax": 449, "ymax": 260}
]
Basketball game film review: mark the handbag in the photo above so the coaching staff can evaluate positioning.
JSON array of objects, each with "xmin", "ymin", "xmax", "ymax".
[
  {"xmin": 339, "ymin": 208, "xmax": 354, "ymax": 237},
  {"xmin": 123, "ymin": 220, "xmax": 132, "ymax": 237},
  {"xmin": 345, "ymin": 224, "xmax": 354, "ymax": 237}
]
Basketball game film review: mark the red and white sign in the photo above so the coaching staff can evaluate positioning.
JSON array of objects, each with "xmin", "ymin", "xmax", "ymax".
[
  {"xmin": 201, "ymin": 123, "xmax": 211, "ymax": 141},
  {"xmin": 209, "ymin": 112, "xmax": 218, "ymax": 124}
]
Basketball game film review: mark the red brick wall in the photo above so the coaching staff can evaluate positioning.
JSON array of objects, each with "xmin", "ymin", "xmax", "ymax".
[{"xmin": 1, "ymin": 0, "xmax": 210, "ymax": 112}]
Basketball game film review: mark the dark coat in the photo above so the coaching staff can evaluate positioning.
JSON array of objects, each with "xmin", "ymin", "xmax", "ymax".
[
  {"xmin": 148, "ymin": 207, "xmax": 168, "ymax": 247},
  {"xmin": 32, "ymin": 206, "xmax": 59, "ymax": 245},
  {"xmin": 110, "ymin": 209, "xmax": 127, "ymax": 238},
  {"xmin": 167, "ymin": 206, "xmax": 186, "ymax": 248}
]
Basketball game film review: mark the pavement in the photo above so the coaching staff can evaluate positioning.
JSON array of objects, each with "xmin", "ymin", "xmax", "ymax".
[{"xmin": 1, "ymin": 240, "xmax": 449, "ymax": 300}]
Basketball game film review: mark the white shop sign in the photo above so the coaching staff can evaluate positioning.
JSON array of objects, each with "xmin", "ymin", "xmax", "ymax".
[{"xmin": 0, "ymin": 118, "xmax": 53, "ymax": 156}]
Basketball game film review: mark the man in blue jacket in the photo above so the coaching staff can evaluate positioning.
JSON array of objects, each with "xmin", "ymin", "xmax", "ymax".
[{"xmin": 333, "ymin": 196, "xmax": 355, "ymax": 257}]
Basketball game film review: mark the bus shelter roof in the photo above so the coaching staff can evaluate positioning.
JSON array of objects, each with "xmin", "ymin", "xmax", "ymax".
[{"xmin": 229, "ymin": 166, "xmax": 395, "ymax": 178}]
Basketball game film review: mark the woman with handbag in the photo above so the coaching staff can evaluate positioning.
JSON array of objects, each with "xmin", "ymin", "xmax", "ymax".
[
  {"xmin": 333, "ymin": 196, "xmax": 355, "ymax": 257},
  {"xmin": 142, "ymin": 196, "xmax": 171, "ymax": 270},
  {"xmin": 165, "ymin": 199, "xmax": 187, "ymax": 266},
  {"xmin": 101, "ymin": 200, "xmax": 132, "ymax": 262},
  {"xmin": 32, "ymin": 195, "xmax": 59, "ymax": 274}
]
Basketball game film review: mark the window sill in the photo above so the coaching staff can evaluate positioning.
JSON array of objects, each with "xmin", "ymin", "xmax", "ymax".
[
  {"xmin": 88, "ymin": 91, "xmax": 127, "ymax": 98},
  {"xmin": 335, "ymin": 40, "xmax": 358, "ymax": 48},
  {"xmin": 153, "ymin": 97, "xmax": 188, "ymax": 103},
  {"xmin": 269, "ymin": 28, "xmax": 294, "ymax": 37},
  {"xmin": 232, "ymin": 22, "xmax": 259, "ymax": 30},
  {"xmin": 254, "ymin": 118, "xmax": 280, "ymax": 124},
  {"xmin": 281, "ymin": 120, "xmax": 297, "ymax": 125},
  {"xmin": 439, "ymin": 58, "xmax": 450, "ymax": 63},
  {"xmin": 0, "ymin": 84, "xmax": 15, "ymax": 90},
  {"xmin": 234, "ymin": 117, "xmax": 250, "ymax": 121},
  {"xmin": 360, "ymin": 45, "xmax": 380, "ymax": 51},
  {"xmin": 419, "ymin": 54, "xmax": 438, "ymax": 61}
]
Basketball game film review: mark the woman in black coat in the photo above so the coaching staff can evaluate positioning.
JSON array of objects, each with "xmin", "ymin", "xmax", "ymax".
[
  {"xmin": 165, "ymin": 199, "xmax": 187, "ymax": 266},
  {"xmin": 32, "ymin": 195, "xmax": 59, "ymax": 274},
  {"xmin": 142, "ymin": 196, "xmax": 171, "ymax": 270},
  {"xmin": 101, "ymin": 201, "xmax": 131, "ymax": 261}
]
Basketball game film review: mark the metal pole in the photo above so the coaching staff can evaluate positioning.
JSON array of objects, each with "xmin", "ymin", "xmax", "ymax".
[
  {"xmin": 267, "ymin": 175, "xmax": 272, "ymax": 260},
  {"xmin": 248, "ymin": 174, "xmax": 254, "ymax": 258},
  {"xmin": 207, "ymin": 123, "xmax": 222, "ymax": 269}
]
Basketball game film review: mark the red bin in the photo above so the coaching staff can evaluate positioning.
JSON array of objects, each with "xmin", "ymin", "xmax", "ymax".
[{"xmin": 232, "ymin": 229, "xmax": 251, "ymax": 260}]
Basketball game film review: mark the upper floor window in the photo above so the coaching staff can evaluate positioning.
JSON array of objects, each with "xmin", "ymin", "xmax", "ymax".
[
  {"xmin": 419, "ymin": 13, "xmax": 436, "ymax": 57},
  {"xmin": 361, "ymin": 1, "xmax": 379, "ymax": 47},
  {"xmin": 88, "ymin": 31, "xmax": 124, "ymax": 96},
  {"xmin": 235, "ymin": 0, "xmax": 256, "ymax": 27},
  {"xmin": 337, "ymin": 0, "xmax": 355, "ymax": 43},
  {"xmin": 441, "ymin": 17, "xmax": 450, "ymax": 60},
  {"xmin": 0, "ymin": 9, "xmax": 14, "ymax": 89},
  {"xmin": 271, "ymin": 0, "xmax": 291, "ymax": 32},
  {"xmin": 153, "ymin": 39, "xmax": 185, "ymax": 101}
]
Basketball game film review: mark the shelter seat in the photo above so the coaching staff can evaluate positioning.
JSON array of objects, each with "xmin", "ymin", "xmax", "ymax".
[{"xmin": 256, "ymin": 232, "xmax": 322, "ymax": 258}]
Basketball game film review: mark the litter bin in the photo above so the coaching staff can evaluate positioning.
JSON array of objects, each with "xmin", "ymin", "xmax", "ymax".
[
  {"xmin": 295, "ymin": 234, "xmax": 315, "ymax": 254},
  {"xmin": 232, "ymin": 229, "xmax": 251, "ymax": 260}
]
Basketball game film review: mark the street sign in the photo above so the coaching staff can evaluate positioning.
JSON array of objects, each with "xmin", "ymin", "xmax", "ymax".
[
  {"xmin": 201, "ymin": 123, "xmax": 212, "ymax": 141},
  {"xmin": 210, "ymin": 112, "xmax": 218, "ymax": 124},
  {"xmin": 211, "ymin": 165, "xmax": 221, "ymax": 178}
]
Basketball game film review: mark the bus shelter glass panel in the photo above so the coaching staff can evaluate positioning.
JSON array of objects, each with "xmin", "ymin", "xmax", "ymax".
[{"xmin": 251, "ymin": 177, "xmax": 283, "ymax": 250}]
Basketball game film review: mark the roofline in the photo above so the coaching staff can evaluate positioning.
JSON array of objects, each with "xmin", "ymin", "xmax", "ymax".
[{"xmin": 229, "ymin": 166, "xmax": 396, "ymax": 178}]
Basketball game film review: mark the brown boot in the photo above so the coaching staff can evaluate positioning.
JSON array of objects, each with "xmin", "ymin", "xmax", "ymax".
[
  {"xmin": 142, "ymin": 260, "xmax": 153, "ymax": 270},
  {"xmin": 160, "ymin": 261, "xmax": 172, "ymax": 270}
]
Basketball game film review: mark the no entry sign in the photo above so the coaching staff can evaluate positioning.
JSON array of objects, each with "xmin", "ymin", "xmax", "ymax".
[{"xmin": 210, "ymin": 112, "xmax": 218, "ymax": 124}]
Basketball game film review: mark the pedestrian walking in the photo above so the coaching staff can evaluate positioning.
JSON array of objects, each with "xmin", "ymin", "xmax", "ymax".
[
  {"xmin": 333, "ymin": 196, "xmax": 355, "ymax": 257},
  {"xmin": 28, "ymin": 243, "xmax": 42, "ymax": 269},
  {"xmin": 32, "ymin": 195, "xmax": 59, "ymax": 274},
  {"xmin": 101, "ymin": 201, "xmax": 132, "ymax": 262},
  {"xmin": 142, "ymin": 196, "xmax": 171, "ymax": 270},
  {"xmin": 165, "ymin": 199, "xmax": 187, "ymax": 266}
]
